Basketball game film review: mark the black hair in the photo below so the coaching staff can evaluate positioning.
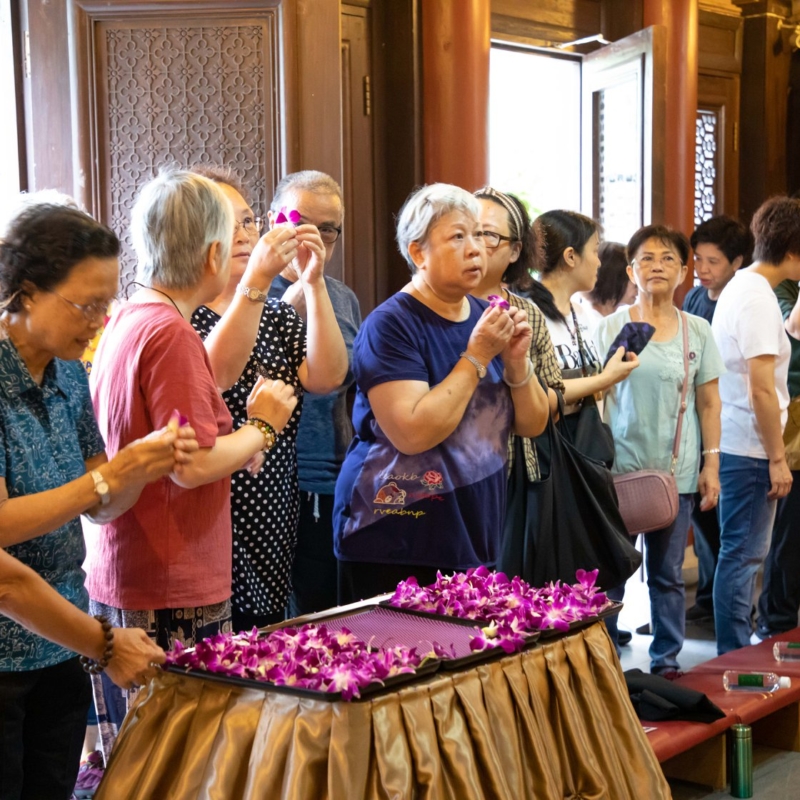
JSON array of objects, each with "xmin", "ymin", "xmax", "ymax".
[
  {"xmin": 588, "ymin": 241, "xmax": 630, "ymax": 307},
  {"xmin": 0, "ymin": 204, "xmax": 119, "ymax": 312},
  {"xmin": 626, "ymin": 224, "xmax": 690, "ymax": 266},
  {"xmin": 474, "ymin": 190, "xmax": 541, "ymax": 292},
  {"xmin": 690, "ymin": 215, "xmax": 753, "ymax": 266},
  {"xmin": 751, "ymin": 196, "xmax": 800, "ymax": 265},
  {"xmin": 526, "ymin": 209, "xmax": 599, "ymax": 322}
]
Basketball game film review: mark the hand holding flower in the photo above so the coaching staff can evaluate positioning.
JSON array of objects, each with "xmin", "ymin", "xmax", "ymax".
[
  {"xmin": 500, "ymin": 306, "xmax": 533, "ymax": 367},
  {"xmin": 243, "ymin": 225, "xmax": 299, "ymax": 287},
  {"xmin": 465, "ymin": 305, "xmax": 515, "ymax": 366},
  {"xmin": 292, "ymin": 224, "xmax": 327, "ymax": 288}
]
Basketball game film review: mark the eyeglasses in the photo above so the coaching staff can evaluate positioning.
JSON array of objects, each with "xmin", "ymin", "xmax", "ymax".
[
  {"xmin": 317, "ymin": 224, "xmax": 342, "ymax": 244},
  {"xmin": 633, "ymin": 254, "xmax": 682, "ymax": 268},
  {"xmin": 234, "ymin": 215, "xmax": 264, "ymax": 237},
  {"xmin": 479, "ymin": 231, "xmax": 516, "ymax": 249},
  {"xmin": 51, "ymin": 291, "xmax": 111, "ymax": 322}
]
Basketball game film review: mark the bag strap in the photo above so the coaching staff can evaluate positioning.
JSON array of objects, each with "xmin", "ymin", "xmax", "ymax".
[
  {"xmin": 670, "ymin": 311, "xmax": 691, "ymax": 475},
  {"xmin": 570, "ymin": 304, "xmax": 589, "ymax": 378}
]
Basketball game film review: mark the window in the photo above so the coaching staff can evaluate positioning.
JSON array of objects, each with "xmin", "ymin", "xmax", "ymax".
[
  {"xmin": 0, "ymin": 0, "xmax": 21, "ymax": 213},
  {"xmin": 489, "ymin": 46, "xmax": 581, "ymax": 218}
]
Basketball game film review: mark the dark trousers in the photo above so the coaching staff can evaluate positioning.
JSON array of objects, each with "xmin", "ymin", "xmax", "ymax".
[
  {"xmin": 231, "ymin": 607, "xmax": 286, "ymax": 631},
  {"xmin": 338, "ymin": 560, "xmax": 442, "ymax": 605},
  {"xmin": 690, "ymin": 494, "xmax": 721, "ymax": 611},
  {"xmin": 0, "ymin": 657, "xmax": 92, "ymax": 800},
  {"xmin": 288, "ymin": 492, "xmax": 339, "ymax": 618},
  {"xmin": 757, "ymin": 470, "xmax": 800, "ymax": 636}
]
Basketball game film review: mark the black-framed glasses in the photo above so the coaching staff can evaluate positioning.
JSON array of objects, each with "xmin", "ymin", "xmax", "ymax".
[
  {"xmin": 316, "ymin": 224, "xmax": 342, "ymax": 244},
  {"xmin": 234, "ymin": 215, "xmax": 263, "ymax": 237},
  {"xmin": 480, "ymin": 231, "xmax": 516, "ymax": 249},
  {"xmin": 51, "ymin": 291, "xmax": 111, "ymax": 322}
]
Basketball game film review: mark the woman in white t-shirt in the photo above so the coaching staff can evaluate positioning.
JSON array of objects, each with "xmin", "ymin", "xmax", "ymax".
[{"xmin": 711, "ymin": 196, "xmax": 800, "ymax": 655}]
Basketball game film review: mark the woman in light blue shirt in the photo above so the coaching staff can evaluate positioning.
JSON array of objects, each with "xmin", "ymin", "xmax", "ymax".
[{"xmin": 595, "ymin": 224, "xmax": 724, "ymax": 677}]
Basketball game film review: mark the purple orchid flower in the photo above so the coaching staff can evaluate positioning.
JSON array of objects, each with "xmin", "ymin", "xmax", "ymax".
[
  {"xmin": 487, "ymin": 294, "xmax": 510, "ymax": 311},
  {"xmin": 274, "ymin": 206, "xmax": 302, "ymax": 225}
]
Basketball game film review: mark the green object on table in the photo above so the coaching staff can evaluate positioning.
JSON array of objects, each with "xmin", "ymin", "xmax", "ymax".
[{"xmin": 730, "ymin": 724, "xmax": 753, "ymax": 798}]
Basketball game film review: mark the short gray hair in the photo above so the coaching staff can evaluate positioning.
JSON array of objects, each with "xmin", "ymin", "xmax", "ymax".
[
  {"xmin": 396, "ymin": 183, "xmax": 480, "ymax": 271},
  {"xmin": 270, "ymin": 170, "xmax": 343, "ymax": 212},
  {"xmin": 131, "ymin": 169, "xmax": 233, "ymax": 291}
]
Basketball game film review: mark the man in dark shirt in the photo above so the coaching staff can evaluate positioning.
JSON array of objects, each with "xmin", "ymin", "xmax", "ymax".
[{"xmin": 682, "ymin": 216, "xmax": 753, "ymax": 623}]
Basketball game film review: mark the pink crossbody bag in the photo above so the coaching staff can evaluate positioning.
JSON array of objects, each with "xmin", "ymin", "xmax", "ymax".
[{"xmin": 612, "ymin": 312, "xmax": 690, "ymax": 535}]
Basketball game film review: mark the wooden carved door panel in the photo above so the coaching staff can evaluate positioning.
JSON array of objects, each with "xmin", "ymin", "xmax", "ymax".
[{"xmin": 69, "ymin": 1, "xmax": 291, "ymax": 287}]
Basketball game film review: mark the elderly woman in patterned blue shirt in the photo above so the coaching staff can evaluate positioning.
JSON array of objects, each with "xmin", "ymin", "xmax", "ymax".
[{"xmin": 0, "ymin": 204, "xmax": 196, "ymax": 800}]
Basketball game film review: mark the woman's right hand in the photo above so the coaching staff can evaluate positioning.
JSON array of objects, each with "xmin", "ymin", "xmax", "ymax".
[
  {"xmin": 102, "ymin": 428, "xmax": 193, "ymax": 494},
  {"xmin": 601, "ymin": 346, "xmax": 639, "ymax": 387},
  {"xmin": 105, "ymin": 628, "xmax": 165, "ymax": 690},
  {"xmin": 465, "ymin": 306, "xmax": 515, "ymax": 366},
  {"xmin": 246, "ymin": 376, "xmax": 298, "ymax": 434},
  {"xmin": 243, "ymin": 226, "xmax": 300, "ymax": 286}
]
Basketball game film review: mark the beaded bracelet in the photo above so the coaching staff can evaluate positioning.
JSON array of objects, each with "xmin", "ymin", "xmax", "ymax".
[
  {"xmin": 80, "ymin": 615, "xmax": 114, "ymax": 675},
  {"xmin": 246, "ymin": 416, "xmax": 277, "ymax": 451},
  {"xmin": 702, "ymin": 448, "xmax": 721, "ymax": 456}
]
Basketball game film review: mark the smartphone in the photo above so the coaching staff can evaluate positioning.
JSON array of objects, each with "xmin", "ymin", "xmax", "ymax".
[{"xmin": 603, "ymin": 321, "xmax": 656, "ymax": 366}]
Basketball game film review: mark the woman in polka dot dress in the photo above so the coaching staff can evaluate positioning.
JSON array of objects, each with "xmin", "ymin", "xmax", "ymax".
[{"xmin": 191, "ymin": 166, "xmax": 348, "ymax": 630}]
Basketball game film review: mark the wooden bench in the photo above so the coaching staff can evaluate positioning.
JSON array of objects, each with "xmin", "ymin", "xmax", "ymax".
[{"xmin": 645, "ymin": 628, "xmax": 800, "ymax": 790}]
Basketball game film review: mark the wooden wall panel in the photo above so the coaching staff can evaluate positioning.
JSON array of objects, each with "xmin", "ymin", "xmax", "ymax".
[
  {"xmin": 68, "ymin": 0, "xmax": 292, "ymax": 286},
  {"xmin": 491, "ymin": 0, "xmax": 601, "ymax": 46}
]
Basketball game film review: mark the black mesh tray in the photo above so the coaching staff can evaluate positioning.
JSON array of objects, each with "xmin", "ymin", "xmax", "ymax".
[
  {"xmin": 309, "ymin": 604, "xmax": 539, "ymax": 671},
  {"xmin": 164, "ymin": 657, "xmax": 439, "ymax": 702},
  {"xmin": 380, "ymin": 599, "xmax": 623, "ymax": 642}
]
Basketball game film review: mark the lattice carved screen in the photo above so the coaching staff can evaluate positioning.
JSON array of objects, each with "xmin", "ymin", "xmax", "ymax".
[
  {"xmin": 695, "ymin": 108, "xmax": 719, "ymax": 226},
  {"xmin": 93, "ymin": 16, "xmax": 281, "ymax": 287}
]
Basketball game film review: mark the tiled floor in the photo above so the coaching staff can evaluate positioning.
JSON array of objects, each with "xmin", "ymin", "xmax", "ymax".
[{"xmin": 617, "ymin": 550, "xmax": 800, "ymax": 799}]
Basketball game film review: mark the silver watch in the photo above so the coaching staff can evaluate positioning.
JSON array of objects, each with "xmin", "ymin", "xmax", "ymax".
[
  {"xmin": 460, "ymin": 351, "xmax": 487, "ymax": 379},
  {"xmin": 237, "ymin": 284, "xmax": 268, "ymax": 303}
]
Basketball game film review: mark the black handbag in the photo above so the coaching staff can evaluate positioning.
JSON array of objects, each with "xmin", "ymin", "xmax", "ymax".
[
  {"xmin": 499, "ymin": 387, "xmax": 642, "ymax": 591},
  {"xmin": 560, "ymin": 393, "xmax": 615, "ymax": 468},
  {"xmin": 561, "ymin": 304, "xmax": 615, "ymax": 468}
]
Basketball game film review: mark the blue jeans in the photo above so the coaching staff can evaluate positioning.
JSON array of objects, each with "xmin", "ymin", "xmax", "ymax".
[
  {"xmin": 714, "ymin": 454, "xmax": 777, "ymax": 654},
  {"xmin": 606, "ymin": 495, "xmax": 694, "ymax": 673}
]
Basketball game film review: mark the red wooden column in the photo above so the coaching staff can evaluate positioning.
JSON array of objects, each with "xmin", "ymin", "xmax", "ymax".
[
  {"xmin": 643, "ymin": 0, "xmax": 698, "ymax": 304},
  {"xmin": 421, "ymin": 0, "xmax": 490, "ymax": 190}
]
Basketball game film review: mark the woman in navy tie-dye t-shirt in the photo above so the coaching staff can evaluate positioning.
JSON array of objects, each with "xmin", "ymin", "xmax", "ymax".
[{"xmin": 334, "ymin": 184, "xmax": 549, "ymax": 603}]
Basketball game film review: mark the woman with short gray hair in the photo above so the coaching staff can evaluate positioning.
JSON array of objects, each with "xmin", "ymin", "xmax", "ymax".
[
  {"xmin": 333, "ymin": 183, "xmax": 549, "ymax": 602},
  {"xmin": 86, "ymin": 169, "xmax": 299, "ymax": 754}
]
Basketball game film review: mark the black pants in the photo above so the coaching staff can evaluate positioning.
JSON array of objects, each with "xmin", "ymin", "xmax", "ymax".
[
  {"xmin": 288, "ymin": 492, "xmax": 339, "ymax": 618},
  {"xmin": 0, "ymin": 657, "xmax": 92, "ymax": 800},
  {"xmin": 231, "ymin": 607, "xmax": 286, "ymax": 631},
  {"xmin": 757, "ymin": 470, "xmax": 800, "ymax": 636},
  {"xmin": 338, "ymin": 560, "xmax": 442, "ymax": 605}
]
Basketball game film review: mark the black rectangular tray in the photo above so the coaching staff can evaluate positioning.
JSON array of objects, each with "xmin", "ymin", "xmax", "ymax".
[
  {"xmin": 164, "ymin": 657, "xmax": 440, "ymax": 702},
  {"xmin": 284, "ymin": 604, "xmax": 536, "ymax": 672},
  {"xmin": 379, "ymin": 599, "xmax": 623, "ymax": 642}
]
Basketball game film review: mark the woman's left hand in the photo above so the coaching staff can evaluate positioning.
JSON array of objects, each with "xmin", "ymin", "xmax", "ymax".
[
  {"xmin": 698, "ymin": 466, "xmax": 721, "ymax": 511},
  {"xmin": 500, "ymin": 307, "xmax": 533, "ymax": 365}
]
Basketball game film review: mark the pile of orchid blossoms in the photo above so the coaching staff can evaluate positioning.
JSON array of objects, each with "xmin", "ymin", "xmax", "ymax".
[
  {"xmin": 388, "ymin": 567, "xmax": 612, "ymax": 654},
  {"xmin": 165, "ymin": 568, "xmax": 612, "ymax": 700},
  {"xmin": 166, "ymin": 623, "xmax": 425, "ymax": 701}
]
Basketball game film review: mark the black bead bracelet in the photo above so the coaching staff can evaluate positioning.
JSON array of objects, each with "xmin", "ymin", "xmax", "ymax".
[{"xmin": 80, "ymin": 614, "xmax": 114, "ymax": 674}]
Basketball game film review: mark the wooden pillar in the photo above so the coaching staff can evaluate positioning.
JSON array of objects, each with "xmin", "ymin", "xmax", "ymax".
[
  {"xmin": 421, "ymin": 0, "xmax": 490, "ymax": 189},
  {"xmin": 736, "ymin": 0, "xmax": 794, "ymax": 221},
  {"xmin": 643, "ymin": 0, "xmax": 699, "ymax": 239}
]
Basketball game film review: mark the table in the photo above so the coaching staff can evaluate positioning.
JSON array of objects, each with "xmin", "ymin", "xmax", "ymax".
[{"xmin": 95, "ymin": 621, "xmax": 670, "ymax": 799}]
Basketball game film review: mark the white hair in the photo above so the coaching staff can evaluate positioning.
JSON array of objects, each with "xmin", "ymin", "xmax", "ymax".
[
  {"xmin": 395, "ymin": 183, "xmax": 480, "ymax": 271},
  {"xmin": 270, "ymin": 170, "xmax": 343, "ymax": 212},
  {"xmin": 131, "ymin": 169, "xmax": 233, "ymax": 290}
]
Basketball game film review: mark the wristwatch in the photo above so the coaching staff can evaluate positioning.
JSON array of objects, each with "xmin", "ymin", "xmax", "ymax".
[
  {"xmin": 460, "ymin": 351, "xmax": 487, "ymax": 379},
  {"xmin": 237, "ymin": 284, "xmax": 268, "ymax": 303},
  {"xmin": 90, "ymin": 470, "xmax": 110, "ymax": 506}
]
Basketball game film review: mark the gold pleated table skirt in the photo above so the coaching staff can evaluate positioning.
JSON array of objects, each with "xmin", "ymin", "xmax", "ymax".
[{"xmin": 95, "ymin": 621, "xmax": 670, "ymax": 799}]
